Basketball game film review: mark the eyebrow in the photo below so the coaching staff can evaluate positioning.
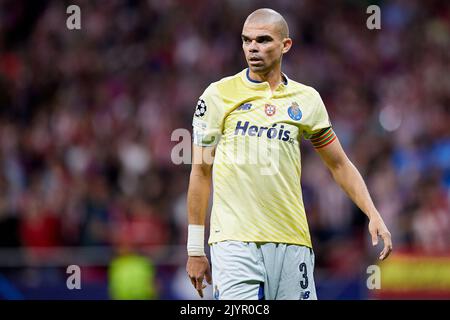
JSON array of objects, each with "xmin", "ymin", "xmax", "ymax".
[{"xmin": 241, "ymin": 34, "xmax": 274, "ymax": 42}]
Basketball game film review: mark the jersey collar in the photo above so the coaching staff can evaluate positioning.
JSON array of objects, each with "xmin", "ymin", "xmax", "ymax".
[{"xmin": 242, "ymin": 68, "xmax": 289, "ymax": 90}]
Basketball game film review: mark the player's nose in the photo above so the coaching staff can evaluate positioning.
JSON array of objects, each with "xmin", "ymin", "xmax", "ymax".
[{"xmin": 248, "ymin": 40, "xmax": 258, "ymax": 52}]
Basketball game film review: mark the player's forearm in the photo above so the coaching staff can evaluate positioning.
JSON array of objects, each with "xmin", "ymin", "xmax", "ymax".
[
  {"xmin": 186, "ymin": 169, "xmax": 212, "ymax": 257},
  {"xmin": 187, "ymin": 170, "xmax": 212, "ymax": 225},
  {"xmin": 329, "ymin": 160, "xmax": 381, "ymax": 220}
]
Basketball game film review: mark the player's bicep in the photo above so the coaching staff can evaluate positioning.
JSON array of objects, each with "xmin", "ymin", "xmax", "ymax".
[
  {"xmin": 314, "ymin": 134, "xmax": 348, "ymax": 171},
  {"xmin": 191, "ymin": 144, "xmax": 215, "ymax": 177}
]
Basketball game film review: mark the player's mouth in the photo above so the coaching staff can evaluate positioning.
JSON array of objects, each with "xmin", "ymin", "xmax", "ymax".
[{"xmin": 249, "ymin": 57, "xmax": 263, "ymax": 65}]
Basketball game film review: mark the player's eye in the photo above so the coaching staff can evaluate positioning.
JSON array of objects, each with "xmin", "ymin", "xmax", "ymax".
[{"xmin": 257, "ymin": 38, "xmax": 270, "ymax": 44}]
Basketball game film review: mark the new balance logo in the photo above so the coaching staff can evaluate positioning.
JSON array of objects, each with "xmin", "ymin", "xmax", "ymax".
[{"xmin": 237, "ymin": 103, "xmax": 253, "ymax": 111}]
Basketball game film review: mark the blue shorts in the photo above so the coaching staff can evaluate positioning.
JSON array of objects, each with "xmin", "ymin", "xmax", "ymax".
[{"xmin": 210, "ymin": 241, "xmax": 317, "ymax": 300}]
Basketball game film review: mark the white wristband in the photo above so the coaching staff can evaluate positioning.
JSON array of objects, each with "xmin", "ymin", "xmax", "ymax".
[{"xmin": 187, "ymin": 224, "xmax": 206, "ymax": 256}]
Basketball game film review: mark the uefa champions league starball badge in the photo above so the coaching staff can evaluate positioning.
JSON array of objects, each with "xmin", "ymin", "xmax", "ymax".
[{"xmin": 195, "ymin": 99, "xmax": 207, "ymax": 117}]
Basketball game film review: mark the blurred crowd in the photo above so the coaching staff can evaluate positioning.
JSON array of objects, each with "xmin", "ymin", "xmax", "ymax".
[{"xmin": 0, "ymin": 0, "xmax": 449, "ymax": 299}]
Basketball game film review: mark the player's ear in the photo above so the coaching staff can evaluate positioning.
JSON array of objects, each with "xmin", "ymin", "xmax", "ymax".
[{"xmin": 282, "ymin": 38, "xmax": 292, "ymax": 54}]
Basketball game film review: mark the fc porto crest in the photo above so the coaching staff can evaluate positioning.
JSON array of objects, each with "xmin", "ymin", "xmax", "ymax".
[
  {"xmin": 265, "ymin": 104, "xmax": 276, "ymax": 116},
  {"xmin": 288, "ymin": 102, "xmax": 302, "ymax": 121}
]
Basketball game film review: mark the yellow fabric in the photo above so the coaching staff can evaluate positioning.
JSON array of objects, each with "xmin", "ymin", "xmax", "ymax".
[{"xmin": 192, "ymin": 69, "xmax": 331, "ymax": 248}]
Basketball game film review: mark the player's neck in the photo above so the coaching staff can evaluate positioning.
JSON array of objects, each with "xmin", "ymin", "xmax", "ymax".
[{"xmin": 248, "ymin": 67, "xmax": 283, "ymax": 92}]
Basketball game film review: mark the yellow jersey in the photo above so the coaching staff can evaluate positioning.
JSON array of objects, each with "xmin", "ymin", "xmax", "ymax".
[{"xmin": 192, "ymin": 69, "xmax": 335, "ymax": 248}]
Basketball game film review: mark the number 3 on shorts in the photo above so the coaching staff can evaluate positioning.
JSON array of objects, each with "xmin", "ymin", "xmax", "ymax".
[{"xmin": 299, "ymin": 262, "xmax": 308, "ymax": 289}]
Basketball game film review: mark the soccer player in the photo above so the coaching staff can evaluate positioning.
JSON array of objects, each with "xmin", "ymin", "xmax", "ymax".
[{"xmin": 186, "ymin": 8, "xmax": 392, "ymax": 300}]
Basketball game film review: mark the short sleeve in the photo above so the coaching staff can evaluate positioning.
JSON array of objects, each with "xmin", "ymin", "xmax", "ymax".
[
  {"xmin": 303, "ymin": 90, "xmax": 332, "ymax": 139},
  {"xmin": 303, "ymin": 90, "xmax": 337, "ymax": 148},
  {"xmin": 192, "ymin": 85, "xmax": 225, "ymax": 147}
]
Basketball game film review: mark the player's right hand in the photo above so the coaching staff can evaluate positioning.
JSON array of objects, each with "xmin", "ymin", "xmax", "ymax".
[{"xmin": 186, "ymin": 256, "xmax": 212, "ymax": 298}]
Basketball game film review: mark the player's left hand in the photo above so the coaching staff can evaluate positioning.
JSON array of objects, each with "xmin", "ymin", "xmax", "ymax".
[{"xmin": 368, "ymin": 215, "xmax": 393, "ymax": 260}]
